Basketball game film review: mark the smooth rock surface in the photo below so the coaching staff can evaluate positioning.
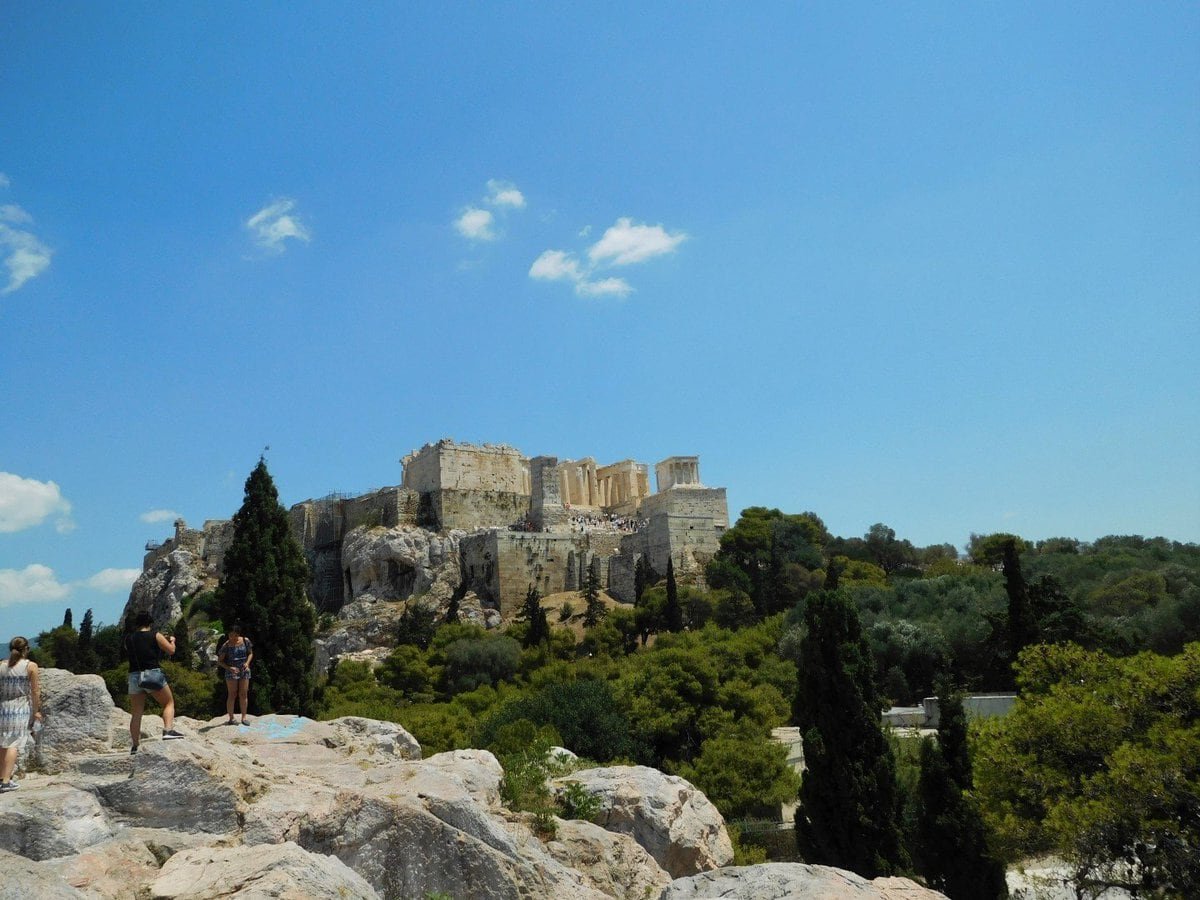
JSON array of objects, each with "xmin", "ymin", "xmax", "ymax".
[
  {"xmin": 661, "ymin": 863, "xmax": 947, "ymax": 899},
  {"xmin": 151, "ymin": 840, "xmax": 381, "ymax": 899},
  {"xmin": 558, "ymin": 765, "xmax": 735, "ymax": 877}
]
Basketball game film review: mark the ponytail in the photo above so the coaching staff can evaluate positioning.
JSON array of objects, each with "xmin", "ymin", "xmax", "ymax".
[{"xmin": 7, "ymin": 636, "xmax": 29, "ymax": 667}]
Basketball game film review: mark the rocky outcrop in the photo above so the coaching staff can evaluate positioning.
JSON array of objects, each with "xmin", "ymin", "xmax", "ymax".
[
  {"xmin": 341, "ymin": 524, "xmax": 464, "ymax": 607},
  {"xmin": 555, "ymin": 765, "xmax": 735, "ymax": 877},
  {"xmin": 151, "ymin": 842, "xmax": 379, "ymax": 899},
  {"xmin": 662, "ymin": 864, "xmax": 948, "ymax": 898},
  {"xmin": 123, "ymin": 547, "xmax": 210, "ymax": 628},
  {"xmin": 4, "ymin": 670, "xmax": 944, "ymax": 900}
]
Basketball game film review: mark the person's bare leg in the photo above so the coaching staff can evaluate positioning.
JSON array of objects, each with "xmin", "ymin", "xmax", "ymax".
[
  {"xmin": 154, "ymin": 686, "xmax": 175, "ymax": 731},
  {"xmin": 238, "ymin": 678, "xmax": 249, "ymax": 723},
  {"xmin": 0, "ymin": 746, "xmax": 16, "ymax": 782},
  {"xmin": 226, "ymin": 679, "xmax": 237, "ymax": 721},
  {"xmin": 130, "ymin": 692, "xmax": 146, "ymax": 747}
]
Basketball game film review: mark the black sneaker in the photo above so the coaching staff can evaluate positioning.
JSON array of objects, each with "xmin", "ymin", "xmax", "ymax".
[
  {"xmin": 130, "ymin": 744, "xmax": 138, "ymax": 754},
  {"xmin": 162, "ymin": 730, "xmax": 184, "ymax": 740}
]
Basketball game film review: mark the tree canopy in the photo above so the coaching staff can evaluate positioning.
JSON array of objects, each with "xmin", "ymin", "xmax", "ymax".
[{"xmin": 216, "ymin": 458, "xmax": 316, "ymax": 715}]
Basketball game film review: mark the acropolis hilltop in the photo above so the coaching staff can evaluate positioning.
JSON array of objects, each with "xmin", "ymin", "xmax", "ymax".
[{"xmin": 145, "ymin": 439, "xmax": 728, "ymax": 619}]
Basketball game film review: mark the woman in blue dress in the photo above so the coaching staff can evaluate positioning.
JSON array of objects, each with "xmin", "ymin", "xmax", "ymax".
[
  {"xmin": 0, "ymin": 636, "xmax": 42, "ymax": 792},
  {"xmin": 218, "ymin": 623, "xmax": 254, "ymax": 725}
]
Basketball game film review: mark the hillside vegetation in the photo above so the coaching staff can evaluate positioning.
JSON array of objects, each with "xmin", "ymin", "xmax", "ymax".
[{"xmin": 33, "ymin": 508, "xmax": 1200, "ymax": 896}]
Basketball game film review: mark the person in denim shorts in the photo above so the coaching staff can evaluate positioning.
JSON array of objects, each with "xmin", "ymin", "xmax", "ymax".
[{"xmin": 125, "ymin": 611, "xmax": 182, "ymax": 751}]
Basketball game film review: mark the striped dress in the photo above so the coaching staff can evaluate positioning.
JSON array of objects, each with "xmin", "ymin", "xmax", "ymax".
[{"xmin": 0, "ymin": 658, "xmax": 32, "ymax": 749}]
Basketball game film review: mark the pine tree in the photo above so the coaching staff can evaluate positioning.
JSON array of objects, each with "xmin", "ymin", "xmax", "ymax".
[
  {"xmin": 76, "ymin": 608, "xmax": 98, "ymax": 674},
  {"xmin": 665, "ymin": 557, "xmax": 683, "ymax": 632},
  {"xmin": 518, "ymin": 584, "xmax": 550, "ymax": 647},
  {"xmin": 914, "ymin": 693, "xmax": 1008, "ymax": 899},
  {"xmin": 794, "ymin": 588, "xmax": 907, "ymax": 877},
  {"xmin": 216, "ymin": 458, "xmax": 315, "ymax": 715},
  {"xmin": 583, "ymin": 563, "xmax": 606, "ymax": 627}
]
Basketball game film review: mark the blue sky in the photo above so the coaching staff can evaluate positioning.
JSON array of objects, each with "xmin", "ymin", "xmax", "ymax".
[{"xmin": 2, "ymin": 4, "xmax": 1198, "ymax": 641}]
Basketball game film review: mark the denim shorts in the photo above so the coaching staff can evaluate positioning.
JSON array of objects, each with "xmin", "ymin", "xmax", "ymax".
[
  {"xmin": 225, "ymin": 669, "xmax": 251, "ymax": 682},
  {"xmin": 128, "ymin": 669, "xmax": 167, "ymax": 695}
]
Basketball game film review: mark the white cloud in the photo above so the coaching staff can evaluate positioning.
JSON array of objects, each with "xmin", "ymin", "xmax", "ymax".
[
  {"xmin": 245, "ymin": 198, "xmax": 311, "ymax": 253},
  {"xmin": 454, "ymin": 207, "xmax": 496, "ymax": 241},
  {"xmin": 577, "ymin": 277, "xmax": 632, "ymax": 298},
  {"xmin": 528, "ymin": 251, "xmax": 632, "ymax": 299},
  {"xmin": 0, "ymin": 472, "xmax": 73, "ymax": 534},
  {"xmin": 0, "ymin": 205, "xmax": 33, "ymax": 225},
  {"xmin": 0, "ymin": 199, "xmax": 53, "ymax": 294},
  {"xmin": 139, "ymin": 509, "xmax": 181, "ymax": 524},
  {"xmin": 588, "ymin": 217, "xmax": 687, "ymax": 266},
  {"xmin": 529, "ymin": 250, "xmax": 583, "ymax": 282},
  {"xmin": 0, "ymin": 564, "xmax": 70, "ymax": 607},
  {"xmin": 486, "ymin": 180, "xmax": 525, "ymax": 209},
  {"xmin": 81, "ymin": 568, "xmax": 141, "ymax": 593}
]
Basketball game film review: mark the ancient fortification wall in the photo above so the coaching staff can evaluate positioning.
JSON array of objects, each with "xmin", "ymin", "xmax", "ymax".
[{"xmin": 138, "ymin": 438, "xmax": 729, "ymax": 622}]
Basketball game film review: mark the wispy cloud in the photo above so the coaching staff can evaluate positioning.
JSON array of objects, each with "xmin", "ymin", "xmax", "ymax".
[
  {"xmin": 454, "ymin": 179, "xmax": 525, "ymax": 242},
  {"xmin": 529, "ymin": 250, "xmax": 632, "ymax": 298},
  {"xmin": 486, "ymin": 180, "xmax": 525, "ymax": 209},
  {"xmin": 0, "ymin": 472, "xmax": 73, "ymax": 534},
  {"xmin": 81, "ymin": 568, "xmax": 141, "ymax": 593},
  {"xmin": 0, "ymin": 173, "xmax": 10, "ymax": 190},
  {"xmin": 0, "ymin": 564, "xmax": 70, "ymax": 607},
  {"xmin": 245, "ymin": 198, "xmax": 311, "ymax": 253},
  {"xmin": 139, "ymin": 508, "xmax": 181, "ymax": 524},
  {"xmin": 0, "ymin": 195, "xmax": 53, "ymax": 295},
  {"xmin": 454, "ymin": 207, "xmax": 496, "ymax": 241},
  {"xmin": 530, "ymin": 216, "xmax": 685, "ymax": 299}
]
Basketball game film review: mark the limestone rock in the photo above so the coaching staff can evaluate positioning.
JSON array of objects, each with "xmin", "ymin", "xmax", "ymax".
[
  {"xmin": 34, "ymin": 668, "xmax": 123, "ymax": 773},
  {"xmin": 123, "ymin": 548, "xmax": 207, "ymax": 629},
  {"xmin": 47, "ymin": 834, "xmax": 163, "ymax": 899},
  {"xmin": 0, "ymin": 849, "xmax": 88, "ymax": 899},
  {"xmin": 544, "ymin": 817, "xmax": 672, "ymax": 900},
  {"xmin": 341, "ymin": 524, "xmax": 464, "ymax": 607},
  {"xmin": 661, "ymin": 863, "xmax": 948, "ymax": 899},
  {"xmin": 558, "ymin": 765, "xmax": 734, "ymax": 877},
  {"xmin": 0, "ymin": 784, "xmax": 114, "ymax": 860},
  {"xmin": 151, "ymin": 841, "xmax": 381, "ymax": 899},
  {"xmin": 325, "ymin": 715, "xmax": 422, "ymax": 759},
  {"xmin": 97, "ymin": 740, "xmax": 270, "ymax": 834}
]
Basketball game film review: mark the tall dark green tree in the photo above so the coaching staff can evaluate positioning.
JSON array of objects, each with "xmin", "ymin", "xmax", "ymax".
[
  {"xmin": 1002, "ymin": 538, "xmax": 1038, "ymax": 664},
  {"xmin": 216, "ymin": 458, "xmax": 315, "ymax": 715},
  {"xmin": 518, "ymin": 584, "xmax": 550, "ymax": 647},
  {"xmin": 634, "ymin": 555, "xmax": 656, "ymax": 605},
  {"xmin": 794, "ymin": 588, "xmax": 906, "ymax": 877},
  {"xmin": 173, "ymin": 615, "xmax": 193, "ymax": 669},
  {"xmin": 76, "ymin": 608, "xmax": 98, "ymax": 674},
  {"xmin": 583, "ymin": 564, "xmax": 606, "ymax": 627},
  {"xmin": 665, "ymin": 557, "xmax": 683, "ymax": 633},
  {"xmin": 914, "ymin": 693, "xmax": 1008, "ymax": 899},
  {"xmin": 62, "ymin": 608, "xmax": 73, "ymax": 629}
]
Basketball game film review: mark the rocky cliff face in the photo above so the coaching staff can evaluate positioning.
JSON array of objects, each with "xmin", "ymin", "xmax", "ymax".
[
  {"xmin": 4, "ymin": 669, "xmax": 948, "ymax": 900},
  {"xmin": 123, "ymin": 549, "xmax": 213, "ymax": 628}
]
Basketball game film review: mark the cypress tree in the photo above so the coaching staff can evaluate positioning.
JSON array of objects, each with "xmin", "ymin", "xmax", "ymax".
[
  {"xmin": 583, "ymin": 564, "xmax": 606, "ymax": 627},
  {"xmin": 62, "ymin": 608, "xmax": 73, "ymax": 630},
  {"xmin": 76, "ymin": 608, "xmax": 98, "ymax": 674},
  {"xmin": 216, "ymin": 458, "xmax": 315, "ymax": 715},
  {"xmin": 794, "ymin": 588, "xmax": 906, "ymax": 877},
  {"xmin": 915, "ymin": 693, "xmax": 1008, "ymax": 899},
  {"xmin": 1002, "ymin": 538, "xmax": 1038, "ymax": 664},
  {"xmin": 518, "ymin": 584, "xmax": 550, "ymax": 647},
  {"xmin": 665, "ymin": 557, "xmax": 683, "ymax": 632}
]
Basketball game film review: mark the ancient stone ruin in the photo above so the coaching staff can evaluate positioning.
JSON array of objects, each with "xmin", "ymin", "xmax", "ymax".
[{"xmin": 137, "ymin": 439, "xmax": 730, "ymax": 622}]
